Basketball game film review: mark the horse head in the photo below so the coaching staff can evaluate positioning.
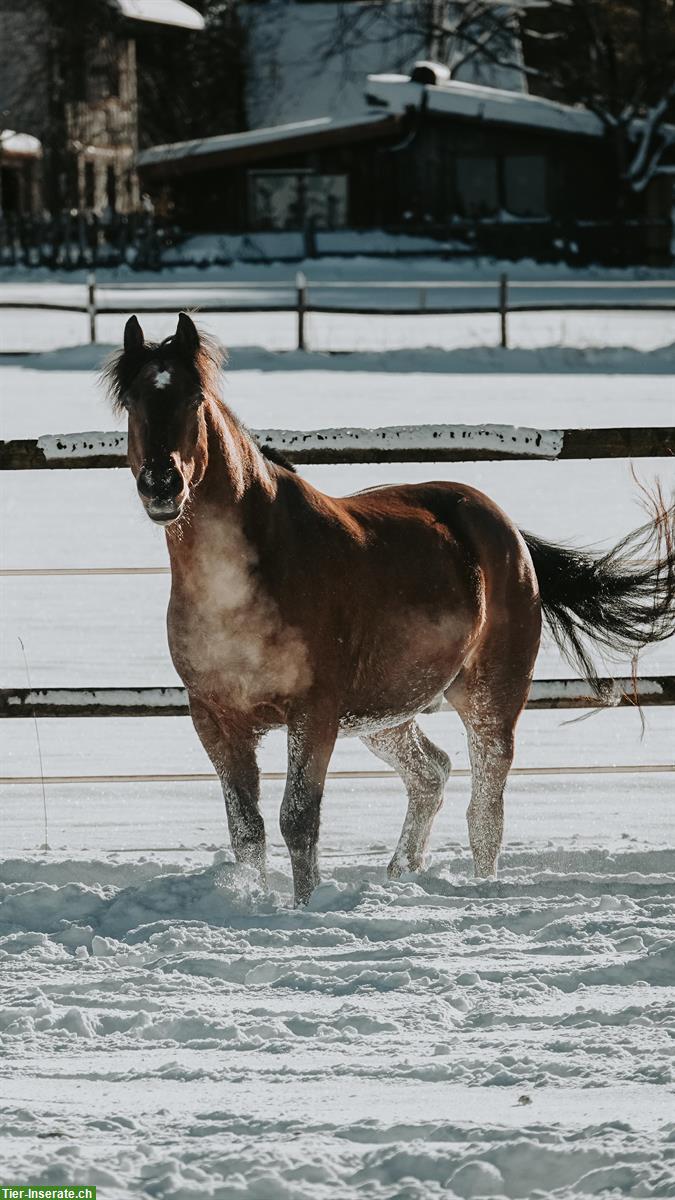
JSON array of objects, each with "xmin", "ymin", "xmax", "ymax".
[{"xmin": 106, "ymin": 312, "xmax": 214, "ymax": 526}]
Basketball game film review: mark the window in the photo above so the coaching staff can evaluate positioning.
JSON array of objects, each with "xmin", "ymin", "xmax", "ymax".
[
  {"xmin": 248, "ymin": 171, "xmax": 348, "ymax": 230},
  {"xmin": 455, "ymin": 157, "xmax": 499, "ymax": 218},
  {"xmin": 504, "ymin": 156, "xmax": 547, "ymax": 217}
]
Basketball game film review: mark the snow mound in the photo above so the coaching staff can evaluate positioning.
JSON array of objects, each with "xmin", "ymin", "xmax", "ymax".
[
  {"xmin": 0, "ymin": 860, "xmax": 272, "ymax": 940},
  {"xmin": 7, "ymin": 340, "xmax": 673, "ymax": 376}
]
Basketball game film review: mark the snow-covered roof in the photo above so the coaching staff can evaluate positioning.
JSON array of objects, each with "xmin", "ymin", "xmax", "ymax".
[
  {"xmin": 137, "ymin": 113, "xmax": 398, "ymax": 172},
  {"xmin": 113, "ymin": 0, "xmax": 204, "ymax": 31},
  {"xmin": 366, "ymin": 74, "xmax": 605, "ymax": 139},
  {"xmin": 0, "ymin": 129, "xmax": 42, "ymax": 158}
]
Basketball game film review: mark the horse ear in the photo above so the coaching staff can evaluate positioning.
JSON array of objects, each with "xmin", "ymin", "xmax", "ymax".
[
  {"xmin": 124, "ymin": 315, "xmax": 145, "ymax": 355},
  {"xmin": 174, "ymin": 312, "xmax": 200, "ymax": 361}
]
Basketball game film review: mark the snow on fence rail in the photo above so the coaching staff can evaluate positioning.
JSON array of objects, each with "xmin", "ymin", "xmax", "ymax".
[
  {"xmin": 1, "ymin": 424, "xmax": 673, "ymax": 469},
  {"xmin": 1, "ymin": 678, "xmax": 673, "ymax": 718},
  {"xmin": 1, "ymin": 273, "xmax": 675, "ymax": 350}
]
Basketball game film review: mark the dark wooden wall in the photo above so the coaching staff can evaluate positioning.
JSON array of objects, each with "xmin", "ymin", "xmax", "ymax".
[{"xmin": 143, "ymin": 112, "xmax": 671, "ymax": 262}]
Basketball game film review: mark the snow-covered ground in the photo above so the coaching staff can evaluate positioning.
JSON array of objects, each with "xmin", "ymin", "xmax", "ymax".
[
  {"xmin": 2, "ymin": 252, "xmax": 675, "ymax": 355},
  {"xmin": 1, "ymin": 285, "xmax": 674, "ymax": 1198}
]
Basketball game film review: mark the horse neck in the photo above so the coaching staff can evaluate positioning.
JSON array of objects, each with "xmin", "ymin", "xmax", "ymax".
[{"xmin": 167, "ymin": 394, "xmax": 274, "ymax": 561}]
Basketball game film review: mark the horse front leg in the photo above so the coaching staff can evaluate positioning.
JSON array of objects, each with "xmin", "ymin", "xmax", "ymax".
[
  {"xmin": 280, "ymin": 710, "xmax": 337, "ymax": 906},
  {"xmin": 189, "ymin": 698, "xmax": 266, "ymax": 885}
]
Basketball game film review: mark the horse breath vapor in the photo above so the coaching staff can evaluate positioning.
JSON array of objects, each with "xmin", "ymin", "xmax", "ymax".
[{"xmin": 167, "ymin": 511, "xmax": 313, "ymax": 711}]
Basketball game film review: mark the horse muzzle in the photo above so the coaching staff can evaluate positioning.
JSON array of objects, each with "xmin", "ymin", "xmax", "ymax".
[
  {"xmin": 144, "ymin": 497, "xmax": 185, "ymax": 526},
  {"xmin": 137, "ymin": 464, "xmax": 186, "ymax": 526}
]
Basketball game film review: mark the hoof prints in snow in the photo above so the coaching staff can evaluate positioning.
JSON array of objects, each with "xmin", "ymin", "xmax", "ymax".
[{"xmin": 1, "ymin": 848, "xmax": 674, "ymax": 1198}]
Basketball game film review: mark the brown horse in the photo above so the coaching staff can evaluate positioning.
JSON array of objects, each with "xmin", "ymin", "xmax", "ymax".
[{"xmin": 105, "ymin": 313, "xmax": 675, "ymax": 905}]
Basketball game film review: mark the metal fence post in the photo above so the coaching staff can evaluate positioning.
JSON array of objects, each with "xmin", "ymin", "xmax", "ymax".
[
  {"xmin": 296, "ymin": 271, "xmax": 307, "ymax": 351},
  {"xmin": 87, "ymin": 272, "xmax": 97, "ymax": 344},
  {"xmin": 499, "ymin": 272, "xmax": 509, "ymax": 349}
]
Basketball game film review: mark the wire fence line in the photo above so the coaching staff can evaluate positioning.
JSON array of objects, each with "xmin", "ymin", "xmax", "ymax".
[
  {"xmin": 2, "ymin": 764, "xmax": 672, "ymax": 786},
  {"xmin": 0, "ymin": 567, "xmax": 169, "ymax": 577}
]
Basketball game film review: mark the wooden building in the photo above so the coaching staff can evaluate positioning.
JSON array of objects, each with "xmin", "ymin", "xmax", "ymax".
[
  {"xmin": 137, "ymin": 66, "xmax": 674, "ymax": 263},
  {"xmin": 0, "ymin": 0, "xmax": 203, "ymax": 216},
  {"xmin": 0, "ymin": 128, "xmax": 42, "ymax": 216}
]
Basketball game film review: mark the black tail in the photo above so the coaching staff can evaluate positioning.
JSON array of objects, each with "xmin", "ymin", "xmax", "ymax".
[{"xmin": 522, "ymin": 486, "xmax": 675, "ymax": 694}]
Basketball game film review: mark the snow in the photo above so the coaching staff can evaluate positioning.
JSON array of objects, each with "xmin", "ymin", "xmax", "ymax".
[
  {"xmin": 1, "ymin": 283, "xmax": 674, "ymax": 1197},
  {"xmin": 3, "ymin": 250, "xmax": 674, "ymax": 284},
  {"xmin": 366, "ymin": 74, "xmax": 605, "ymax": 138},
  {"xmin": 2, "ymin": 829, "xmax": 675, "ymax": 1194},
  {"xmin": 2, "ymin": 257, "xmax": 674, "ymax": 359},
  {"xmin": 0, "ymin": 128, "xmax": 42, "ymax": 157},
  {"xmin": 113, "ymin": 0, "xmax": 204, "ymax": 31},
  {"xmin": 136, "ymin": 114, "xmax": 390, "ymax": 169},
  {"xmin": 3, "ymin": 676, "xmax": 664, "ymax": 717},
  {"xmin": 34, "ymin": 423, "xmax": 564, "ymax": 463},
  {"xmin": 37, "ymin": 432, "xmax": 127, "ymax": 460},
  {"xmin": 255, "ymin": 422, "xmax": 564, "ymax": 459},
  {"xmin": 4, "ymin": 688, "xmax": 186, "ymax": 711}
]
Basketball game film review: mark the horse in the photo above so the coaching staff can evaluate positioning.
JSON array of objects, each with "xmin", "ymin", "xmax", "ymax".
[{"xmin": 104, "ymin": 313, "xmax": 675, "ymax": 905}]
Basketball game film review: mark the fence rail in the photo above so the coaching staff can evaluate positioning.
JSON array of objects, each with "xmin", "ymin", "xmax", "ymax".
[
  {"xmin": 2, "ymin": 319, "xmax": 673, "ymax": 746},
  {"xmin": 1, "ymin": 677, "xmax": 673, "ymax": 718},
  {"xmin": 2, "ymin": 273, "xmax": 675, "ymax": 350},
  {"xmin": 1, "ymin": 424, "xmax": 673, "ymax": 470}
]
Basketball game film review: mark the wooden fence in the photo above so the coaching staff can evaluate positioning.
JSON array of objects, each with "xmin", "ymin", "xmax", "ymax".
[
  {"xmin": 1, "ymin": 423, "xmax": 674, "ymax": 469},
  {"xmin": 1, "ymin": 418, "xmax": 674, "ymax": 716},
  {"xmin": 2, "ymin": 274, "xmax": 675, "ymax": 350},
  {"xmin": 1, "ymin": 678, "xmax": 673, "ymax": 719}
]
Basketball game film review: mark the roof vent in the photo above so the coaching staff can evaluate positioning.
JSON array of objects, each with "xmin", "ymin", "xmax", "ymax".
[{"xmin": 410, "ymin": 61, "xmax": 451, "ymax": 86}]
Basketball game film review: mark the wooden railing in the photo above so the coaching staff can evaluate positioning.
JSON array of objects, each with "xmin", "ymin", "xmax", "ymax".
[
  {"xmin": 1, "ymin": 678, "xmax": 673, "ymax": 718},
  {"xmin": 2, "ymin": 274, "xmax": 675, "ymax": 349},
  {"xmin": 2, "ymin": 420, "xmax": 673, "ymax": 716},
  {"xmin": 1, "ymin": 424, "xmax": 673, "ymax": 469}
]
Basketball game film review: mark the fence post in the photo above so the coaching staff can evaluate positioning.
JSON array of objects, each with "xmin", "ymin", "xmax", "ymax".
[
  {"xmin": 296, "ymin": 271, "xmax": 307, "ymax": 352},
  {"xmin": 87, "ymin": 272, "xmax": 97, "ymax": 344},
  {"xmin": 499, "ymin": 272, "xmax": 509, "ymax": 349}
]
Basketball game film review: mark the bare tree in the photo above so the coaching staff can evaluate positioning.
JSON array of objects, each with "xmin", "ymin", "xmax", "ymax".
[
  {"xmin": 135, "ymin": 0, "xmax": 244, "ymax": 148},
  {"xmin": 311, "ymin": 0, "xmax": 674, "ymax": 201},
  {"xmin": 522, "ymin": 0, "xmax": 675, "ymax": 199},
  {"xmin": 312, "ymin": 1, "xmax": 530, "ymax": 90}
]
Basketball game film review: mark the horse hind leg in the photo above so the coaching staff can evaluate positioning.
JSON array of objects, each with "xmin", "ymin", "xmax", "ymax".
[
  {"xmin": 362, "ymin": 721, "xmax": 451, "ymax": 878},
  {"xmin": 446, "ymin": 666, "xmax": 527, "ymax": 879},
  {"xmin": 465, "ymin": 720, "xmax": 514, "ymax": 877}
]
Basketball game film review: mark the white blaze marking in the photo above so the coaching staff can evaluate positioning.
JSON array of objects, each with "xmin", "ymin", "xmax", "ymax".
[{"xmin": 154, "ymin": 368, "xmax": 172, "ymax": 390}]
